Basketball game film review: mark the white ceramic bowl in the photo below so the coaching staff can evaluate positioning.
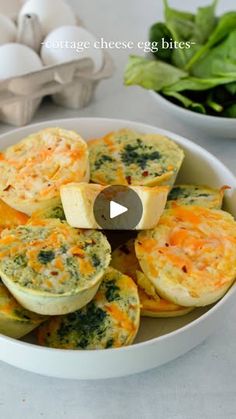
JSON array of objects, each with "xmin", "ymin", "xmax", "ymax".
[
  {"xmin": 150, "ymin": 91, "xmax": 236, "ymax": 140},
  {"xmin": 0, "ymin": 117, "xmax": 236, "ymax": 380}
]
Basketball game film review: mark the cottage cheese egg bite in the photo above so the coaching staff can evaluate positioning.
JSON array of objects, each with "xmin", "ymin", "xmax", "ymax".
[
  {"xmin": 111, "ymin": 239, "xmax": 192, "ymax": 317},
  {"xmin": 0, "ymin": 127, "xmax": 89, "ymax": 215},
  {"xmin": 0, "ymin": 219, "xmax": 111, "ymax": 315},
  {"xmin": 37, "ymin": 267, "xmax": 140, "ymax": 349},
  {"xmin": 88, "ymin": 129, "xmax": 184, "ymax": 187},
  {"xmin": 166, "ymin": 184, "xmax": 226, "ymax": 209},
  {"xmin": 60, "ymin": 182, "xmax": 168, "ymax": 230},
  {"xmin": 136, "ymin": 205, "xmax": 236, "ymax": 307}
]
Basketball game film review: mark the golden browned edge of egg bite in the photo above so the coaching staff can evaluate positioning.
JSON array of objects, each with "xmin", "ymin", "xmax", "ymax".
[
  {"xmin": 0, "ymin": 127, "xmax": 89, "ymax": 215},
  {"xmin": 111, "ymin": 238, "xmax": 193, "ymax": 317},
  {"xmin": 37, "ymin": 267, "xmax": 140, "ymax": 350},
  {"xmin": 136, "ymin": 205, "xmax": 236, "ymax": 307}
]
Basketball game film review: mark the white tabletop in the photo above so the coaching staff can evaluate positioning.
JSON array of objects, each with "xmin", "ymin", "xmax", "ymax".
[{"xmin": 0, "ymin": 1, "xmax": 236, "ymax": 418}]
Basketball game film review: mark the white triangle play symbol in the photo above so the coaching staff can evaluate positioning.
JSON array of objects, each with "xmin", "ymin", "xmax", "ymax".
[{"xmin": 110, "ymin": 200, "xmax": 128, "ymax": 219}]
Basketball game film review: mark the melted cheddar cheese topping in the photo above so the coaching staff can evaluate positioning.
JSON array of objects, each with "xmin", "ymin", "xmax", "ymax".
[
  {"xmin": 0, "ymin": 128, "xmax": 89, "ymax": 213},
  {"xmin": 136, "ymin": 205, "xmax": 236, "ymax": 307}
]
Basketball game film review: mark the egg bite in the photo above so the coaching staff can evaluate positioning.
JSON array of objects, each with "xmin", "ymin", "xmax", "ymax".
[
  {"xmin": 136, "ymin": 205, "xmax": 236, "ymax": 307},
  {"xmin": 166, "ymin": 184, "xmax": 226, "ymax": 209},
  {"xmin": 0, "ymin": 219, "xmax": 111, "ymax": 315},
  {"xmin": 0, "ymin": 280, "xmax": 45, "ymax": 338},
  {"xmin": 0, "ymin": 127, "xmax": 89, "ymax": 215},
  {"xmin": 31, "ymin": 197, "xmax": 65, "ymax": 221},
  {"xmin": 37, "ymin": 267, "xmax": 140, "ymax": 349},
  {"xmin": 60, "ymin": 182, "xmax": 168, "ymax": 230},
  {"xmin": 88, "ymin": 129, "xmax": 184, "ymax": 187},
  {"xmin": 111, "ymin": 238, "xmax": 193, "ymax": 317}
]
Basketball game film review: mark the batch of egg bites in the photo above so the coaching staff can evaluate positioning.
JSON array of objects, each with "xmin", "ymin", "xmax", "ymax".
[{"xmin": 0, "ymin": 127, "xmax": 236, "ymax": 350}]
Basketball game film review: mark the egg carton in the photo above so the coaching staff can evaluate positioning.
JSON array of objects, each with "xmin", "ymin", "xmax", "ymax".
[{"xmin": 0, "ymin": 51, "xmax": 114, "ymax": 126}]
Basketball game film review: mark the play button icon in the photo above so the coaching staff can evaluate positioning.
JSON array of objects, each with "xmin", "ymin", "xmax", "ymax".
[
  {"xmin": 93, "ymin": 185, "xmax": 143, "ymax": 230},
  {"xmin": 110, "ymin": 201, "xmax": 128, "ymax": 219}
]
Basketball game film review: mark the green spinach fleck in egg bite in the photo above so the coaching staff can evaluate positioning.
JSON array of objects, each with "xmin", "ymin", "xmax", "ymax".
[
  {"xmin": 37, "ymin": 267, "xmax": 140, "ymax": 349},
  {"xmin": 166, "ymin": 184, "xmax": 226, "ymax": 209},
  {"xmin": 88, "ymin": 129, "xmax": 184, "ymax": 186}
]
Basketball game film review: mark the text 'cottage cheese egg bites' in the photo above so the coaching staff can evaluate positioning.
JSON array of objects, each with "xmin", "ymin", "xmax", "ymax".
[
  {"xmin": 111, "ymin": 238, "xmax": 193, "ymax": 317},
  {"xmin": 88, "ymin": 129, "xmax": 184, "ymax": 187},
  {"xmin": 0, "ymin": 127, "xmax": 89, "ymax": 215},
  {"xmin": 0, "ymin": 219, "xmax": 111, "ymax": 315},
  {"xmin": 136, "ymin": 206, "xmax": 236, "ymax": 307},
  {"xmin": 37, "ymin": 267, "xmax": 140, "ymax": 349}
]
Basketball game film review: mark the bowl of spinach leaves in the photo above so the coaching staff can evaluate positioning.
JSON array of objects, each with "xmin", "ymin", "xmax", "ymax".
[{"xmin": 124, "ymin": 0, "xmax": 236, "ymax": 138}]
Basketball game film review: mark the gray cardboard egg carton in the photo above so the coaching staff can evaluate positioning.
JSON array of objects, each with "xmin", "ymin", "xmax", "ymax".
[{"xmin": 0, "ymin": 15, "xmax": 114, "ymax": 126}]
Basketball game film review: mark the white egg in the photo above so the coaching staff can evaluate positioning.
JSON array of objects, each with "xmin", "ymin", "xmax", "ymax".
[
  {"xmin": 19, "ymin": 0, "xmax": 76, "ymax": 37},
  {"xmin": 0, "ymin": 14, "xmax": 17, "ymax": 45},
  {"xmin": 41, "ymin": 26, "xmax": 104, "ymax": 73},
  {"xmin": 0, "ymin": 44, "xmax": 43, "ymax": 80}
]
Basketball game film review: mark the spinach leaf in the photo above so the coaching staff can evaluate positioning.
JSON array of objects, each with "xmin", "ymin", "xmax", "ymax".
[
  {"xmin": 191, "ymin": 30, "xmax": 236, "ymax": 78},
  {"xmin": 206, "ymin": 92, "xmax": 223, "ymax": 113},
  {"xmin": 171, "ymin": 45, "xmax": 200, "ymax": 70},
  {"xmin": 164, "ymin": 91, "xmax": 206, "ymax": 113},
  {"xmin": 164, "ymin": 0, "xmax": 195, "ymax": 40},
  {"xmin": 192, "ymin": 0, "xmax": 217, "ymax": 44},
  {"xmin": 226, "ymin": 82, "xmax": 236, "ymax": 95},
  {"xmin": 124, "ymin": 55, "xmax": 187, "ymax": 91},
  {"xmin": 164, "ymin": 0, "xmax": 217, "ymax": 68},
  {"xmin": 149, "ymin": 22, "xmax": 172, "ymax": 62},
  {"xmin": 186, "ymin": 11, "xmax": 236, "ymax": 70},
  {"xmin": 223, "ymin": 104, "xmax": 236, "ymax": 118},
  {"xmin": 164, "ymin": 0, "xmax": 195, "ymax": 68},
  {"xmin": 124, "ymin": 1, "xmax": 236, "ymax": 118},
  {"xmin": 164, "ymin": 75, "xmax": 236, "ymax": 92}
]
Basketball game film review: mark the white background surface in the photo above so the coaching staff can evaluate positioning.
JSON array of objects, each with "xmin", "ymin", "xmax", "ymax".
[{"xmin": 0, "ymin": 0, "xmax": 236, "ymax": 418}]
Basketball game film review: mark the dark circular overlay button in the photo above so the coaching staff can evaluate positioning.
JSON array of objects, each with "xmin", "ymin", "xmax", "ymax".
[{"xmin": 93, "ymin": 185, "xmax": 143, "ymax": 230}]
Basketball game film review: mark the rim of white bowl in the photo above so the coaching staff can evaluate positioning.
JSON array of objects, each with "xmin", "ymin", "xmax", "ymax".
[
  {"xmin": 150, "ymin": 90, "xmax": 236, "ymax": 124},
  {"xmin": 0, "ymin": 117, "xmax": 235, "ymax": 355}
]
